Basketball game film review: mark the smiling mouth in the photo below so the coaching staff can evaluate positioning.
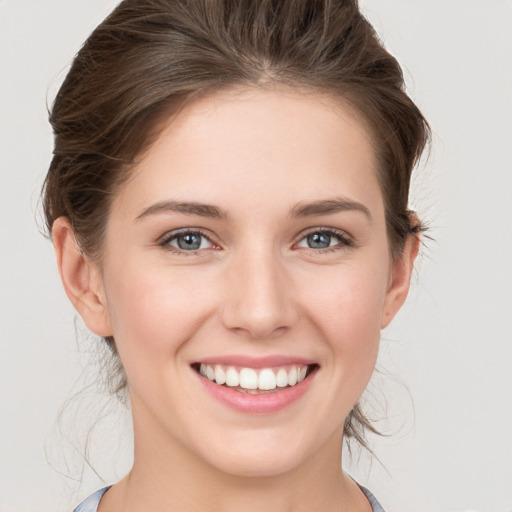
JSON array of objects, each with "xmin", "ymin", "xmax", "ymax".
[{"xmin": 191, "ymin": 363, "xmax": 319, "ymax": 394}]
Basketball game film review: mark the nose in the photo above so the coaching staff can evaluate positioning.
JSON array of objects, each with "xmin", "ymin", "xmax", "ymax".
[{"xmin": 220, "ymin": 247, "xmax": 297, "ymax": 340}]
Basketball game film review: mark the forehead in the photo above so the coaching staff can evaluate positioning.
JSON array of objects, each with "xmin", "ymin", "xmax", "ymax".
[{"xmin": 113, "ymin": 86, "xmax": 382, "ymax": 219}]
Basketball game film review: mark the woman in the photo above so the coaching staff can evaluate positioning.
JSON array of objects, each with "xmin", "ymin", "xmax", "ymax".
[{"xmin": 42, "ymin": 0, "xmax": 429, "ymax": 510}]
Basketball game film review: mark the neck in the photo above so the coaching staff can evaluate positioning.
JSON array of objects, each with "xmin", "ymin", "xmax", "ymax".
[{"xmin": 100, "ymin": 401, "xmax": 371, "ymax": 512}]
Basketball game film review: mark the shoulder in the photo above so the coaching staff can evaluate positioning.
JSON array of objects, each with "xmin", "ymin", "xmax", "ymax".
[{"xmin": 73, "ymin": 486, "xmax": 111, "ymax": 512}]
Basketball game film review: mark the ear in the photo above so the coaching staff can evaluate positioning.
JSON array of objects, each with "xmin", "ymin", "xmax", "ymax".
[
  {"xmin": 52, "ymin": 217, "xmax": 113, "ymax": 337},
  {"xmin": 380, "ymin": 234, "xmax": 420, "ymax": 329}
]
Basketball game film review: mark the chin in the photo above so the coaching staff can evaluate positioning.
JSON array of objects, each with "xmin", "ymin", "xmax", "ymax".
[
  {"xmin": 212, "ymin": 454, "xmax": 304, "ymax": 479},
  {"xmin": 197, "ymin": 434, "xmax": 314, "ymax": 479}
]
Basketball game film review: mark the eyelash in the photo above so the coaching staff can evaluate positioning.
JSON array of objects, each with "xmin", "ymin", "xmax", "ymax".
[
  {"xmin": 158, "ymin": 227, "xmax": 354, "ymax": 255},
  {"xmin": 296, "ymin": 228, "xmax": 354, "ymax": 253},
  {"xmin": 158, "ymin": 228, "xmax": 217, "ymax": 256}
]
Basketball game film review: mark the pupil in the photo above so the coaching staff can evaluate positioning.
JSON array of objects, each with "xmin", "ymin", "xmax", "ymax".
[
  {"xmin": 308, "ymin": 232, "xmax": 330, "ymax": 249},
  {"xmin": 178, "ymin": 233, "xmax": 201, "ymax": 250}
]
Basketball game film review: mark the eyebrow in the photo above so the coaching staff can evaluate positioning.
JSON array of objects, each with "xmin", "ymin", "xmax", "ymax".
[
  {"xmin": 136, "ymin": 200, "xmax": 230, "ymax": 221},
  {"xmin": 136, "ymin": 197, "xmax": 371, "ymax": 222},
  {"xmin": 290, "ymin": 198, "xmax": 372, "ymax": 221}
]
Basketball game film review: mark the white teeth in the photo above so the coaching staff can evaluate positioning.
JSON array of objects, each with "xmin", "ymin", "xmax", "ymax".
[
  {"xmin": 276, "ymin": 368, "xmax": 288, "ymax": 388},
  {"xmin": 239, "ymin": 368, "xmax": 258, "ymax": 389},
  {"xmin": 225, "ymin": 367, "xmax": 240, "ymax": 387},
  {"xmin": 198, "ymin": 363, "xmax": 312, "ymax": 391},
  {"xmin": 214, "ymin": 365, "xmax": 226, "ymax": 385},
  {"xmin": 206, "ymin": 365, "xmax": 215, "ymax": 381},
  {"xmin": 258, "ymin": 368, "xmax": 276, "ymax": 390},
  {"xmin": 288, "ymin": 367, "xmax": 298, "ymax": 386}
]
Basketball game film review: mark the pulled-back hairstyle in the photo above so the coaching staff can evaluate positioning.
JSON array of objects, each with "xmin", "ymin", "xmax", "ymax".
[{"xmin": 42, "ymin": 0, "xmax": 430, "ymax": 451}]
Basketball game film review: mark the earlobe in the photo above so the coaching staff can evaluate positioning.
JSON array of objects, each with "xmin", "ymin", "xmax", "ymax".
[
  {"xmin": 380, "ymin": 234, "xmax": 420, "ymax": 329},
  {"xmin": 52, "ymin": 217, "xmax": 113, "ymax": 337}
]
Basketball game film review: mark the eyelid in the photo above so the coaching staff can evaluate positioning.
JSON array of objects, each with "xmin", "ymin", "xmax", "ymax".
[
  {"xmin": 157, "ymin": 228, "xmax": 219, "ymax": 253},
  {"xmin": 156, "ymin": 226, "xmax": 355, "ymax": 254},
  {"xmin": 293, "ymin": 227, "xmax": 355, "ymax": 251}
]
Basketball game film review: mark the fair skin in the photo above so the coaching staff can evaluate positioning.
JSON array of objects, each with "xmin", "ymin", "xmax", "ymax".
[{"xmin": 53, "ymin": 87, "xmax": 418, "ymax": 512}]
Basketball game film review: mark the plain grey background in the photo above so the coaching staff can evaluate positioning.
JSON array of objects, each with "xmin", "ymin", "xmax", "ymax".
[{"xmin": 1, "ymin": 1, "xmax": 511, "ymax": 511}]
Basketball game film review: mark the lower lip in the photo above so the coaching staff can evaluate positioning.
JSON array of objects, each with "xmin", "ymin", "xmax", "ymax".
[{"xmin": 193, "ymin": 368, "xmax": 317, "ymax": 414}]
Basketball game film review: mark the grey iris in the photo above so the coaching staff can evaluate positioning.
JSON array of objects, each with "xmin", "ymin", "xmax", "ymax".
[
  {"xmin": 308, "ymin": 232, "xmax": 331, "ymax": 249},
  {"xmin": 177, "ymin": 233, "xmax": 202, "ymax": 250}
]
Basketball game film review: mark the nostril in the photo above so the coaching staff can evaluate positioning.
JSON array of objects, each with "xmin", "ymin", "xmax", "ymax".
[{"xmin": 219, "ymin": 267, "xmax": 298, "ymax": 339}]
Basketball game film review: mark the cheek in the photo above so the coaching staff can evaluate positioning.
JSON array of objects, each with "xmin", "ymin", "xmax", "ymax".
[
  {"xmin": 102, "ymin": 262, "xmax": 215, "ymax": 367},
  {"xmin": 303, "ymin": 261, "xmax": 389, "ymax": 363}
]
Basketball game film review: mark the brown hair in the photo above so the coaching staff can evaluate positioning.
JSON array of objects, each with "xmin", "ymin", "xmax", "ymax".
[{"xmin": 42, "ymin": 0, "xmax": 430, "ymax": 451}]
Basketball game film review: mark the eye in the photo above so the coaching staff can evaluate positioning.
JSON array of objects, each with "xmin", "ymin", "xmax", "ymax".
[
  {"xmin": 296, "ymin": 229, "xmax": 352, "ymax": 251},
  {"xmin": 161, "ymin": 230, "xmax": 215, "ymax": 252}
]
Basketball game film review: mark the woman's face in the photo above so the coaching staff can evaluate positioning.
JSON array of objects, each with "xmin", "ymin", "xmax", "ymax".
[{"xmin": 87, "ymin": 87, "xmax": 414, "ymax": 477}]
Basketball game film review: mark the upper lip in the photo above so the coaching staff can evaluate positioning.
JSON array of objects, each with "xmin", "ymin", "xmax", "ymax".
[{"xmin": 192, "ymin": 355, "xmax": 317, "ymax": 368}]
